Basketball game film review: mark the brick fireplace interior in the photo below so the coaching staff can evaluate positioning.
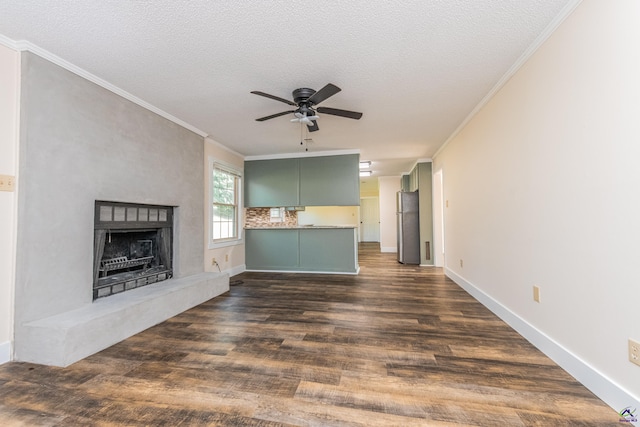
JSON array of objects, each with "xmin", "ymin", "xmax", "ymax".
[{"xmin": 93, "ymin": 201, "xmax": 174, "ymax": 299}]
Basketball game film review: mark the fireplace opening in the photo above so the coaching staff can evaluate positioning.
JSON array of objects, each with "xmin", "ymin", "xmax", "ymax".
[
  {"xmin": 93, "ymin": 201, "xmax": 173, "ymax": 300},
  {"xmin": 101, "ymin": 230, "xmax": 157, "ymax": 276}
]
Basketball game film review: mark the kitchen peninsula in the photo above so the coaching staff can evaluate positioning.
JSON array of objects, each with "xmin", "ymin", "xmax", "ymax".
[
  {"xmin": 244, "ymin": 225, "xmax": 359, "ymax": 274},
  {"xmin": 243, "ymin": 152, "xmax": 361, "ymax": 274}
]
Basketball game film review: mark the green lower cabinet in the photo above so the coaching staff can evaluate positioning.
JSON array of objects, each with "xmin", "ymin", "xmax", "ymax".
[
  {"xmin": 299, "ymin": 229, "xmax": 357, "ymax": 273},
  {"xmin": 244, "ymin": 229, "xmax": 299, "ymax": 270},
  {"xmin": 245, "ymin": 228, "xmax": 358, "ymax": 273}
]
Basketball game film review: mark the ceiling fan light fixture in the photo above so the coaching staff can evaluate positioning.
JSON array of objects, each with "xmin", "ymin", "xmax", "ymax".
[{"xmin": 290, "ymin": 113, "xmax": 319, "ymax": 125}]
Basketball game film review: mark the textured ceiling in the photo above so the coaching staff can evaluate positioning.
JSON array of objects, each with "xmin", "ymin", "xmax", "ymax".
[{"xmin": 0, "ymin": 0, "xmax": 574, "ymax": 177}]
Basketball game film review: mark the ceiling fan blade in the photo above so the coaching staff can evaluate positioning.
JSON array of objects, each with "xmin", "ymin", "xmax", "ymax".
[
  {"xmin": 307, "ymin": 120, "xmax": 319, "ymax": 132},
  {"xmin": 316, "ymin": 106, "xmax": 363, "ymax": 120},
  {"xmin": 308, "ymin": 83, "xmax": 341, "ymax": 105},
  {"xmin": 256, "ymin": 110, "xmax": 295, "ymax": 121},
  {"xmin": 250, "ymin": 91, "xmax": 297, "ymax": 106}
]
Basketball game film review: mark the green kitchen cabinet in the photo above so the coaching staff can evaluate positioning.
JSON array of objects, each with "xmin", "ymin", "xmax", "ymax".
[
  {"xmin": 409, "ymin": 165, "xmax": 419, "ymax": 192},
  {"xmin": 401, "ymin": 174, "xmax": 410, "ymax": 192},
  {"xmin": 299, "ymin": 228, "xmax": 357, "ymax": 273},
  {"xmin": 245, "ymin": 227, "xmax": 358, "ymax": 273},
  {"xmin": 417, "ymin": 162, "xmax": 433, "ymax": 266},
  {"xmin": 244, "ymin": 229, "xmax": 299, "ymax": 270},
  {"xmin": 244, "ymin": 158, "xmax": 299, "ymax": 207},
  {"xmin": 244, "ymin": 154, "xmax": 359, "ymax": 207},
  {"xmin": 299, "ymin": 154, "xmax": 359, "ymax": 206}
]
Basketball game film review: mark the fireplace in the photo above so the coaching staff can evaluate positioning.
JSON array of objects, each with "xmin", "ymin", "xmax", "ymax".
[{"xmin": 93, "ymin": 201, "xmax": 173, "ymax": 300}]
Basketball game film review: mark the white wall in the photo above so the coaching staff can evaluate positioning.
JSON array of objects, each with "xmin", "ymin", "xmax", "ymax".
[
  {"xmin": 0, "ymin": 44, "xmax": 19, "ymax": 364},
  {"xmin": 298, "ymin": 206, "xmax": 359, "ymax": 226},
  {"xmin": 378, "ymin": 176, "xmax": 401, "ymax": 252},
  {"xmin": 434, "ymin": 0, "xmax": 639, "ymax": 410}
]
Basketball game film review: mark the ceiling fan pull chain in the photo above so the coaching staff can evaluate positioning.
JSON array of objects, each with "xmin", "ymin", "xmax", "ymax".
[{"xmin": 305, "ymin": 126, "xmax": 309, "ymax": 151}]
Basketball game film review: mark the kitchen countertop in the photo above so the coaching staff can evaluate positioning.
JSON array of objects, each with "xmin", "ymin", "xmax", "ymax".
[{"xmin": 244, "ymin": 225, "xmax": 357, "ymax": 229}]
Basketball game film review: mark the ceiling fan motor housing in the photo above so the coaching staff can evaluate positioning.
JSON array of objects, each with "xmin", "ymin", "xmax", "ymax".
[{"xmin": 292, "ymin": 88, "xmax": 317, "ymax": 104}]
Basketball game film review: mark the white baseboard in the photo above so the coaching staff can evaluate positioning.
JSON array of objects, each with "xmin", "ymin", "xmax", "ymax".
[
  {"xmin": 244, "ymin": 268, "xmax": 359, "ymax": 275},
  {"xmin": 228, "ymin": 264, "xmax": 246, "ymax": 277},
  {"xmin": 0, "ymin": 341, "xmax": 11, "ymax": 365},
  {"xmin": 445, "ymin": 267, "xmax": 639, "ymax": 421},
  {"xmin": 380, "ymin": 247, "xmax": 397, "ymax": 253}
]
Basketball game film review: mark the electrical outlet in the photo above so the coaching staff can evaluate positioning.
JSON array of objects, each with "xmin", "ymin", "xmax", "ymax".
[
  {"xmin": 459, "ymin": 259, "xmax": 463, "ymax": 268},
  {"xmin": 0, "ymin": 174, "xmax": 15, "ymax": 192},
  {"xmin": 630, "ymin": 339, "xmax": 640, "ymax": 367},
  {"xmin": 533, "ymin": 286, "xmax": 541, "ymax": 303},
  {"xmin": 211, "ymin": 257, "xmax": 217, "ymax": 265},
  {"xmin": 225, "ymin": 254, "xmax": 229, "ymax": 262}
]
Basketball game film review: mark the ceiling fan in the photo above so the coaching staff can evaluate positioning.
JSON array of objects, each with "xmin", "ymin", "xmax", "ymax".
[{"xmin": 251, "ymin": 83, "xmax": 363, "ymax": 132}]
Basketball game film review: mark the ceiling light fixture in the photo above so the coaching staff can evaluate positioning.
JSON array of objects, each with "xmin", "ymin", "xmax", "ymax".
[
  {"xmin": 359, "ymin": 161, "xmax": 371, "ymax": 169},
  {"xmin": 359, "ymin": 170, "xmax": 372, "ymax": 177}
]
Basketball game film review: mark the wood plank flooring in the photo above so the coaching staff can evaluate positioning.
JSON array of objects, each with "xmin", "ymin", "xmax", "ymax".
[{"xmin": 0, "ymin": 243, "xmax": 620, "ymax": 425}]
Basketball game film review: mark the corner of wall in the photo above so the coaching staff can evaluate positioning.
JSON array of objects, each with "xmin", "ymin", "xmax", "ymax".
[
  {"xmin": 444, "ymin": 267, "xmax": 640, "ymax": 417},
  {"xmin": 0, "ymin": 41, "xmax": 21, "ymax": 365}
]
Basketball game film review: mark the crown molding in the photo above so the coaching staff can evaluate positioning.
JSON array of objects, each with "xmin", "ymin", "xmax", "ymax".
[
  {"xmin": 0, "ymin": 34, "xmax": 19, "ymax": 50},
  {"xmin": 245, "ymin": 149, "xmax": 360, "ymax": 161},
  {"xmin": 0, "ymin": 35, "xmax": 208, "ymax": 138},
  {"xmin": 432, "ymin": 0, "xmax": 583, "ymax": 159},
  {"xmin": 401, "ymin": 158, "xmax": 433, "ymax": 176},
  {"xmin": 205, "ymin": 136, "xmax": 244, "ymax": 158}
]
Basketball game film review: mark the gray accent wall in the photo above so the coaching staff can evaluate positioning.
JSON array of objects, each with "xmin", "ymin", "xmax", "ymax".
[{"xmin": 14, "ymin": 52, "xmax": 207, "ymax": 358}]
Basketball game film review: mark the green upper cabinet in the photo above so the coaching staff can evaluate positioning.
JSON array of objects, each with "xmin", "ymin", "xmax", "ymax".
[
  {"xmin": 244, "ymin": 158, "xmax": 300, "ymax": 207},
  {"xmin": 244, "ymin": 154, "xmax": 359, "ymax": 207},
  {"xmin": 299, "ymin": 154, "xmax": 360, "ymax": 206},
  {"xmin": 401, "ymin": 174, "xmax": 410, "ymax": 192},
  {"xmin": 409, "ymin": 165, "xmax": 419, "ymax": 192}
]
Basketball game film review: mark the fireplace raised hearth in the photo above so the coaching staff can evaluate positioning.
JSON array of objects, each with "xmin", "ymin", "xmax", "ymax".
[{"xmin": 93, "ymin": 201, "xmax": 173, "ymax": 299}]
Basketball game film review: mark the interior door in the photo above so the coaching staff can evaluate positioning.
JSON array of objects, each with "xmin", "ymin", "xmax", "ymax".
[{"xmin": 359, "ymin": 197, "xmax": 380, "ymax": 242}]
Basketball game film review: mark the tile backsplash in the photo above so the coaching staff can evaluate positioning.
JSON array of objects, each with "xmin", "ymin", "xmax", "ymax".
[{"xmin": 245, "ymin": 208, "xmax": 298, "ymax": 227}]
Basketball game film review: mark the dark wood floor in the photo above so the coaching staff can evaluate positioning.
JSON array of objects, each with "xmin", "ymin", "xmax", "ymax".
[{"xmin": 0, "ymin": 243, "xmax": 619, "ymax": 426}]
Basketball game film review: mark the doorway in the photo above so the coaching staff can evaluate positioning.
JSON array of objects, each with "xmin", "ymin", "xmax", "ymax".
[
  {"xmin": 433, "ymin": 169, "xmax": 444, "ymax": 267},
  {"xmin": 359, "ymin": 197, "xmax": 380, "ymax": 242}
]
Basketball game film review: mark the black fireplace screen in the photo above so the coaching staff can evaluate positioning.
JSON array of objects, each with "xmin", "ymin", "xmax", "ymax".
[{"xmin": 93, "ymin": 201, "xmax": 173, "ymax": 300}]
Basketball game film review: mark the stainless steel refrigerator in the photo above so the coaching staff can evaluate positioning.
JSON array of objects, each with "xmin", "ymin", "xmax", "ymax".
[{"xmin": 397, "ymin": 191, "xmax": 420, "ymax": 264}]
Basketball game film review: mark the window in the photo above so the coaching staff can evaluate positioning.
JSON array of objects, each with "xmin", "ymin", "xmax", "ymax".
[
  {"xmin": 210, "ymin": 160, "xmax": 242, "ymax": 247},
  {"xmin": 269, "ymin": 207, "xmax": 284, "ymax": 223}
]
